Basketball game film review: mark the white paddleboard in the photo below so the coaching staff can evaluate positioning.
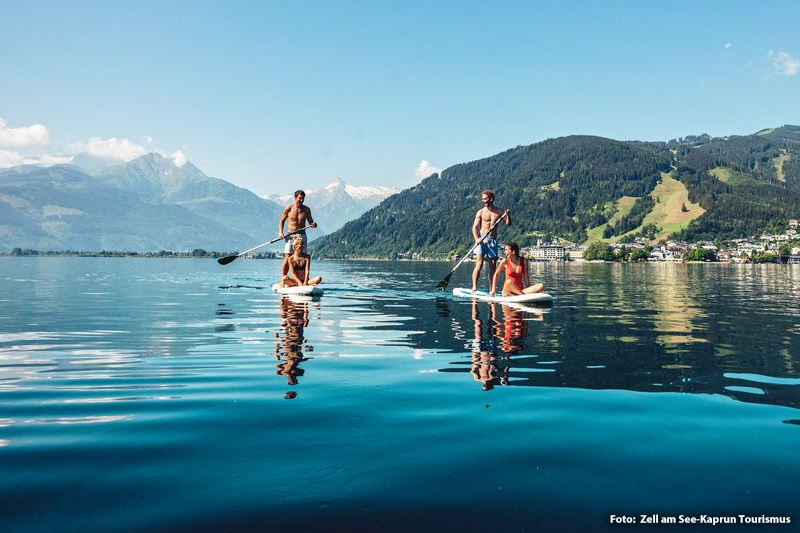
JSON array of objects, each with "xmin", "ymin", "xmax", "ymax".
[
  {"xmin": 452, "ymin": 287, "xmax": 554, "ymax": 304},
  {"xmin": 271, "ymin": 283, "xmax": 323, "ymax": 296}
]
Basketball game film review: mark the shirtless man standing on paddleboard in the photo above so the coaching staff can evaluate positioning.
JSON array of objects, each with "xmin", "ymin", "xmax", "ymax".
[
  {"xmin": 278, "ymin": 190, "xmax": 317, "ymax": 281},
  {"xmin": 471, "ymin": 190, "xmax": 510, "ymax": 292}
]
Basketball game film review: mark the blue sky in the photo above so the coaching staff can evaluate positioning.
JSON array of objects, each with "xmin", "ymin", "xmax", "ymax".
[{"xmin": 1, "ymin": 1, "xmax": 798, "ymax": 195}]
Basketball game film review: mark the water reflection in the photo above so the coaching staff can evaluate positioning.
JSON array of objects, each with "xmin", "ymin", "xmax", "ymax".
[
  {"xmin": 468, "ymin": 300, "xmax": 502, "ymax": 390},
  {"xmin": 426, "ymin": 266, "xmax": 800, "ymax": 408},
  {"xmin": 442, "ymin": 299, "xmax": 550, "ymax": 391},
  {"xmin": 273, "ymin": 297, "xmax": 315, "ymax": 396},
  {"xmin": 649, "ymin": 264, "xmax": 707, "ymax": 352}
]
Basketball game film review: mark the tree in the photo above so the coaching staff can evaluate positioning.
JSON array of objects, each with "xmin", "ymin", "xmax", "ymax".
[
  {"xmin": 685, "ymin": 247, "xmax": 717, "ymax": 262},
  {"xmin": 584, "ymin": 241, "xmax": 612, "ymax": 261},
  {"xmin": 629, "ymin": 247, "xmax": 651, "ymax": 261},
  {"xmin": 779, "ymin": 243, "xmax": 792, "ymax": 256},
  {"xmin": 751, "ymin": 251, "xmax": 777, "ymax": 263},
  {"xmin": 614, "ymin": 246, "xmax": 631, "ymax": 261}
]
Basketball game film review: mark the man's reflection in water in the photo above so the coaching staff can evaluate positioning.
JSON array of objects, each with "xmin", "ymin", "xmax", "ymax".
[
  {"xmin": 274, "ymin": 297, "xmax": 314, "ymax": 395},
  {"xmin": 470, "ymin": 300, "xmax": 506, "ymax": 390},
  {"xmin": 470, "ymin": 301, "xmax": 546, "ymax": 390}
]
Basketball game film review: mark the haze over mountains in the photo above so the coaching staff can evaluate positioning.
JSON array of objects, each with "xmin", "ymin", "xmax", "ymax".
[
  {"xmin": 0, "ymin": 153, "xmax": 282, "ymax": 252},
  {"xmin": 0, "ymin": 152, "xmax": 399, "ymax": 252}
]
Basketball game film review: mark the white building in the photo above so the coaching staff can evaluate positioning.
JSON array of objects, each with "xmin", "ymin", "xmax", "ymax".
[{"xmin": 525, "ymin": 244, "xmax": 566, "ymax": 261}]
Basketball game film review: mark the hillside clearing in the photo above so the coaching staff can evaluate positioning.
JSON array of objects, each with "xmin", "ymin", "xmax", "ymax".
[
  {"xmin": 586, "ymin": 196, "xmax": 638, "ymax": 243},
  {"xmin": 710, "ymin": 166, "xmax": 758, "ymax": 186},
  {"xmin": 585, "ymin": 173, "xmax": 704, "ymax": 244},
  {"xmin": 774, "ymin": 151, "xmax": 790, "ymax": 182},
  {"xmin": 638, "ymin": 172, "xmax": 705, "ymax": 241}
]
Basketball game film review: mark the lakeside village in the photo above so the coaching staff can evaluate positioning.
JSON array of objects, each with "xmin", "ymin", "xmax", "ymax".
[{"xmin": 441, "ymin": 219, "xmax": 800, "ymax": 264}]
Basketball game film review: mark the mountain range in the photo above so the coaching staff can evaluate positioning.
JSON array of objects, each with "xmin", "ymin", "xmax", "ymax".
[
  {"xmin": 0, "ymin": 153, "xmax": 400, "ymax": 253},
  {"xmin": 313, "ymin": 125, "xmax": 800, "ymax": 258},
  {"xmin": 3, "ymin": 124, "xmax": 799, "ymax": 255},
  {"xmin": 0, "ymin": 153, "xmax": 281, "ymax": 252}
]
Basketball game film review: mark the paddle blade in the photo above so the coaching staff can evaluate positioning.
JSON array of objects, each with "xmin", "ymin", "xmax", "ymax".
[
  {"xmin": 217, "ymin": 255, "xmax": 237, "ymax": 266},
  {"xmin": 436, "ymin": 272, "xmax": 453, "ymax": 291}
]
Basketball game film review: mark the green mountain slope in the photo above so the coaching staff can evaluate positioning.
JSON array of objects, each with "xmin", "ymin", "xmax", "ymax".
[
  {"xmin": 93, "ymin": 153, "xmax": 282, "ymax": 243},
  {"xmin": 313, "ymin": 136, "xmax": 671, "ymax": 257},
  {"xmin": 0, "ymin": 164, "xmax": 255, "ymax": 251},
  {"xmin": 314, "ymin": 129, "xmax": 800, "ymax": 258},
  {"xmin": 673, "ymin": 131, "xmax": 800, "ymax": 241}
]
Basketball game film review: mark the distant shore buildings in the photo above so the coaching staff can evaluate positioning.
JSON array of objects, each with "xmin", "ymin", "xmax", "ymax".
[{"xmin": 520, "ymin": 219, "xmax": 800, "ymax": 264}]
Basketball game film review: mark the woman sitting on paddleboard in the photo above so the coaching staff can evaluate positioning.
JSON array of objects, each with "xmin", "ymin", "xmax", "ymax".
[
  {"xmin": 490, "ymin": 242, "xmax": 544, "ymax": 297},
  {"xmin": 280, "ymin": 236, "xmax": 322, "ymax": 288}
]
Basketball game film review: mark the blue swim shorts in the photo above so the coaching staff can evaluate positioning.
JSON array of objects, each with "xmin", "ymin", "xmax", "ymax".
[{"xmin": 473, "ymin": 237, "xmax": 499, "ymax": 259}]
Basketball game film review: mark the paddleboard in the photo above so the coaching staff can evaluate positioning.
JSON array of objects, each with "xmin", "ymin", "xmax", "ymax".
[
  {"xmin": 452, "ymin": 287, "xmax": 554, "ymax": 304},
  {"xmin": 271, "ymin": 283, "xmax": 323, "ymax": 296}
]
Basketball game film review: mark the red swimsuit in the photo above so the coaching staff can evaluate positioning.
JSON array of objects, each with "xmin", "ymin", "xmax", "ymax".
[{"xmin": 505, "ymin": 259, "xmax": 524, "ymax": 290}]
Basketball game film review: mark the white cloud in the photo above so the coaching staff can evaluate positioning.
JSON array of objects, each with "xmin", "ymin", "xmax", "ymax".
[
  {"xmin": 0, "ymin": 149, "xmax": 72, "ymax": 168},
  {"xmin": 724, "ymin": 43, "xmax": 733, "ymax": 49},
  {"xmin": 414, "ymin": 159, "xmax": 441, "ymax": 182},
  {"xmin": 769, "ymin": 50, "xmax": 799, "ymax": 76},
  {"xmin": 143, "ymin": 135, "xmax": 154, "ymax": 144},
  {"xmin": 170, "ymin": 150, "xmax": 188, "ymax": 167},
  {"xmin": 0, "ymin": 149, "xmax": 25, "ymax": 168},
  {"xmin": 74, "ymin": 136, "xmax": 148, "ymax": 161},
  {"xmin": 37, "ymin": 154, "xmax": 74, "ymax": 166},
  {"xmin": 0, "ymin": 118, "xmax": 49, "ymax": 148}
]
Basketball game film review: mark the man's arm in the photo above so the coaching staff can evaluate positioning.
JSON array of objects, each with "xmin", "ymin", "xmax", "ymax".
[
  {"xmin": 278, "ymin": 206, "xmax": 289, "ymax": 238},
  {"xmin": 304, "ymin": 206, "xmax": 317, "ymax": 228},
  {"xmin": 503, "ymin": 209, "xmax": 511, "ymax": 227}
]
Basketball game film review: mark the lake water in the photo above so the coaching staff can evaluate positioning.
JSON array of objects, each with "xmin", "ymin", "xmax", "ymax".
[{"xmin": 1, "ymin": 257, "xmax": 799, "ymax": 532}]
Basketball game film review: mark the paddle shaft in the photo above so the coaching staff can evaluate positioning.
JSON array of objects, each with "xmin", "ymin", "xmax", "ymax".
[
  {"xmin": 218, "ymin": 226, "xmax": 311, "ymax": 265},
  {"xmin": 436, "ymin": 210, "xmax": 509, "ymax": 289}
]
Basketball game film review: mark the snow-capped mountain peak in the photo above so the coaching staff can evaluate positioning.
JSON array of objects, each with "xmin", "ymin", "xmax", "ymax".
[
  {"xmin": 344, "ymin": 183, "xmax": 398, "ymax": 200},
  {"xmin": 324, "ymin": 176, "xmax": 345, "ymax": 189}
]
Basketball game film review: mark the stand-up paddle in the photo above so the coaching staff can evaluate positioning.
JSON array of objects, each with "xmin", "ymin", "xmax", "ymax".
[
  {"xmin": 217, "ymin": 226, "xmax": 312, "ymax": 265},
  {"xmin": 435, "ymin": 210, "xmax": 509, "ymax": 290}
]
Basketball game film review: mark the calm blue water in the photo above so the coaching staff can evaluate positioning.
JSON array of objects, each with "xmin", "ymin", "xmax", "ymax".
[{"xmin": 1, "ymin": 257, "xmax": 799, "ymax": 532}]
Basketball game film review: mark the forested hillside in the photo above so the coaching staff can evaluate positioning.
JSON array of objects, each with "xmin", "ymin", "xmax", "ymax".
[
  {"xmin": 314, "ymin": 136, "xmax": 672, "ymax": 257},
  {"xmin": 674, "ymin": 126, "xmax": 800, "ymax": 241},
  {"xmin": 313, "ymin": 126, "xmax": 800, "ymax": 258}
]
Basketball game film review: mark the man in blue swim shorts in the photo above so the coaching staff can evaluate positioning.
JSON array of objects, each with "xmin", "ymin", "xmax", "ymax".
[
  {"xmin": 471, "ymin": 190, "xmax": 511, "ymax": 292},
  {"xmin": 278, "ymin": 190, "xmax": 317, "ymax": 281}
]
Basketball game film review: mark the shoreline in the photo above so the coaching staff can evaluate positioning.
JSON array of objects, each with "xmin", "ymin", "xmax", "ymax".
[{"xmin": 0, "ymin": 252, "xmax": 794, "ymax": 265}]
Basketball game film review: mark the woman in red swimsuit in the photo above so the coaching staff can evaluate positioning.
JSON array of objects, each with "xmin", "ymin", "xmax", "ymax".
[{"xmin": 489, "ymin": 242, "xmax": 545, "ymax": 297}]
